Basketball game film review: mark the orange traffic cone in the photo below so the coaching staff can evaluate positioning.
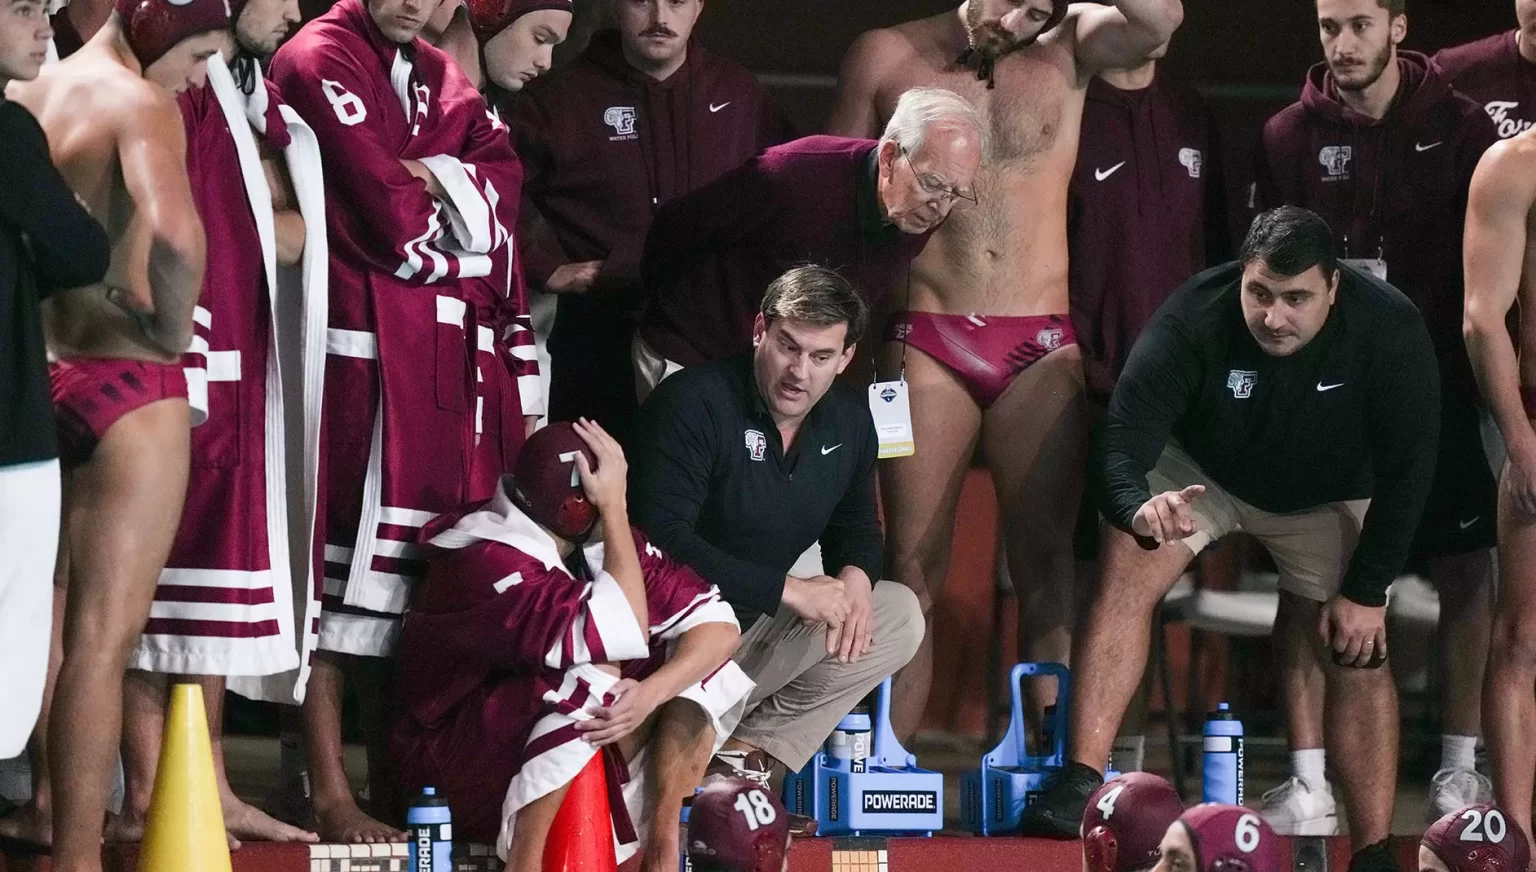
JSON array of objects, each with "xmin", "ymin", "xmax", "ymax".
[
  {"xmin": 541, "ymin": 753, "xmax": 617, "ymax": 872},
  {"xmin": 136, "ymin": 683, "xmax": 232, "ymax": 872}
]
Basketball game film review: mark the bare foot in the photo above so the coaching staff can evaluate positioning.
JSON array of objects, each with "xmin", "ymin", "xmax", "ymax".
[
  {"xmin": 0, "ymin": 801, "xmax": 52, "ymax": 848},
  {"xmin": 221, "ymin": 793, "xmax": 318, "ymax": 846},
  {"xmin": 314, "ymin": 799, "xmax": 405, "ymax": 843},
  {"xmin": 109, "ymin": 808, "xmax": 241, "ymax": 851},
  {"xmin": 103, "ymin": 807, "xmax": 146, "ymax": 844},
  {"xmin": 260, "ymin": 779, "xmax": 313, "ymax": 830}
]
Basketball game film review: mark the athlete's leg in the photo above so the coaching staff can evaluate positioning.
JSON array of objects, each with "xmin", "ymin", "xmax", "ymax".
[
  {"xmin": 981, "ymin": 343, "xmax": 1090, "ymax": 723},
  {"xmin": 1068, "ymin": 530, "xmax": 1195, "ymax": 773},
  {"xmin": 108, "ymin": 669, "xmax": 164, "ymax": 842},
  {"xmin": 878, "ymin": 340, "xmax": 983, "ymax": 739},
  {"xmin": 1430, "ymin": 550, "xmax": 1493, "ymax": 742},
  {"xmin": 1275, "ymin": 591, "xmax": 1327, "ymax": 760},
  {"xmin": 195, "ymin": 676, "xmax": 317, "ymax": 844},
  {"xmin": 1486, "ymin": 478, "xmax": 1536, "ymax": 856},
  {"xmin": 640, "ymin": 700, "xmax": 714, "ymax": 872},
  {"xmin": 51, "ymin": 398, "xmax": 190, "ymax": 872},
  {"xmin": 347, "ymin": 656, "xmax": 400, "ymax": 831},
  {"xmin": 305, "ymin": 653, "xmax": 404, "ymax": 843}
]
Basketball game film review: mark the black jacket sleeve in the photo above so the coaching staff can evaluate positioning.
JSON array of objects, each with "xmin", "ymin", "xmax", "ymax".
[
  {"xmin": 0, "ymin": 102, "xmax": 110, "ymax": 296},
  {"xmin": 818, "ymin": 411, "xmax": 883, "ymax": 583},
  {"xmin": 629, "ymin": 381, "xmax": 788, "ymax": 617},
  {"xmin": 1339, "ymin": 311, "xmax": 1440, "ymax": 606},
  {"xmin": 1091, "ymin": 308, "xmax": 1203, "ymax": 548}
]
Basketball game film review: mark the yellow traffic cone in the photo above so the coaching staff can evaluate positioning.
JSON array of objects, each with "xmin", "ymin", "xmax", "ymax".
[{"xmin": 136, "ymin": 683, "xmax": 232, "ymax": 872}]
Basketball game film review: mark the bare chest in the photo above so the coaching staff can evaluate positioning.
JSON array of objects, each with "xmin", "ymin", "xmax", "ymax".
[{"xmin": 884, "ymin": 50, "xmax": 1078, "ymax": 169}]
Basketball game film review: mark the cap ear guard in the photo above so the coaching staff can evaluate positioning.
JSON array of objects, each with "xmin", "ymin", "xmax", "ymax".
[{"xmin": 1083, "ymin": 824, "xmax": 1120, "ymax": 872}]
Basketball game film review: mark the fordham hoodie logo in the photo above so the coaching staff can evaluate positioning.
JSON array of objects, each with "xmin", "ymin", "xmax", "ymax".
[
  {"xmin": 603, "ymin": 106, "xmax": 638, "ymax": 140},
  {"xmin": 1485, "ymin": 101, "xmax": 1536, "ymax": 140},
  {"xmin": 1179, "ymin": 148, "xmax": 1202, "ymax": 179},
  {"xmin": 1227, "ymin": 370, "xmax": 1258, "ymax": 399},
  {"xmin": 1318, "ymin": 145, "xmax": 1352, "ymax": 181}
]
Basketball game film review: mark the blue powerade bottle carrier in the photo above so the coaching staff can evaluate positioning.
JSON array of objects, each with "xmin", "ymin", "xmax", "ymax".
[{"xmin": 781, "ymin": 676, "xmax": 943, "ymax": 836}]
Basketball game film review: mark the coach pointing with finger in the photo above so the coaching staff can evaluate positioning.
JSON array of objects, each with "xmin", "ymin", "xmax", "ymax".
[{"xmin": 1023, "ymin": 207, "xmax": 1438, "ymax": 870}]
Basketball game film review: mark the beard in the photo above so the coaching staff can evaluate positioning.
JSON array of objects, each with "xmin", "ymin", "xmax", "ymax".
[
  {"xmin": 965, "ymin": 0, "xmax": 1028, "ymax": 59},
  {"xmin": 1331, "ymin": 40, "xmax": 1393, "ymax": 93}
]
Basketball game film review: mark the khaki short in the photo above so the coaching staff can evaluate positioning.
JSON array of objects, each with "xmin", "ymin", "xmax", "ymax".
[{"xmin": 1147, "ymin": 442, "xmax": 1370, "ymax": 603}]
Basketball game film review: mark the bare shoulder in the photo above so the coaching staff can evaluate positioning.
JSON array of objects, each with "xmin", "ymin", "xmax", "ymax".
[
  {"xmin": 110, "ymin": 76, "xmax": 187, "ymax": 149},
  {"xmin": 840, "ymin": 23, "xmax": 923, "ymax": 81},
  {"xmin": 1476, "ymin": 134, "xmax": 1536, "ymax": 190}
]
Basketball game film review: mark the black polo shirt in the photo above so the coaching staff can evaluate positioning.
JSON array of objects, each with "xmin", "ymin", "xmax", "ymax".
[{"xmin": 629, "ymin": 354, "xmax": 883, "ymax": 627}]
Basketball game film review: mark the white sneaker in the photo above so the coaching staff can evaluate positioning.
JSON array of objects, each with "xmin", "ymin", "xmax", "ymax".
[
  {"xmin": 1259, "ymin": 776, "xmax": 1340, "ymax": 836},
  {"xmin": 1427, "ymin": 768, "xmax": 1494, "ymax": 822}
]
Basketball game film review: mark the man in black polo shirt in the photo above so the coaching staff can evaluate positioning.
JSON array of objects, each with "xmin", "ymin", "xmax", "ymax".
[
  {"xmin": 630, "ymin": 264, "xmax": 923, "ymax": 809},
  {"xmin": 1021, "ymin": 207, "xmax": 1438, "ymax": 872}
]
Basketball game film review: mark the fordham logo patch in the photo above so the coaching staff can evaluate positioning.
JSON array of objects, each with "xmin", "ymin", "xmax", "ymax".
[
  {"xmin": 745, "ymin": 429, "xmax": 767, "ymax": 462},
  {"xmin": 1227, "ymin": 370, "xmax": 1258, "ymax": 399},
  {"xmin": 1179, "ymin": 147, "xmax": 1203, "ymax": 179},
  {"xmin": 603, "ymin": 106, "xmax": 638, "ymax": 139},
  {"xmin": 1318, "ymin": 145, "xmax": 1352, "ymax": 181},
  {"xmin": 1036, "ymin": 328, "xmax": 1064, "ymax": 351}
]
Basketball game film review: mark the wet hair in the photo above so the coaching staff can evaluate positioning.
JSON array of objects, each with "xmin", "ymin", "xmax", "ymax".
[
  {"xmin": 878, "ymin": 86, "xmax": 984, "ymax": 158},
  {"xmin": 1239, "ymin": 206, "xmax": 1338, "ymax": 282},
  {"xmin": 760, "ymin": 265, "xmax": 868, "ymax": 349}
]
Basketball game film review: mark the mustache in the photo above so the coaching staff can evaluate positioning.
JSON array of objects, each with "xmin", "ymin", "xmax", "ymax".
[{"xmin": 641, "ymin": 26, "xmax": 677, "ymax": 37}]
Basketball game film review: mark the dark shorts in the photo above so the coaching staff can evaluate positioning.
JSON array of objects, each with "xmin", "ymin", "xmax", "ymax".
[
  {"xmin": 887, "ymin": 312, "xmax": 1076, "ymax": 408},
  {"xmin": 1412, "ymin": 397, "xmax": 1497, "ymax": 560},
  {"xmin": 50, "ymin": 358, "xmax": 188, "ymax": 466}
]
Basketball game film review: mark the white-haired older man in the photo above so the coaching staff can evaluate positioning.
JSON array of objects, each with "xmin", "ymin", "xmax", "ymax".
[{"xmin": 633, "ymin": 86, "xmax": 983, "ymax": 394}]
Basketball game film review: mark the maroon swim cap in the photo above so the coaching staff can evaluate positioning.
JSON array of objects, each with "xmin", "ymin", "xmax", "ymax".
[
  {"xmin": 1423, "ymin": 804, "xmax": 1531, "ymax": 872},
  {"xmin": 1180, "ymin": 804, "xmax": 1281, "ymax": 872},
  {"xmin": 114, "ymin": 0, "xmax": 230, "ymax": 68},
  {"xmin": 687, "ymin": 778, "xmax": 791, "ymax": 872},
  {"xmin": 510, "ymin": 422, "xmax": 598, "ymax": 542},
  {"xmin": 466, "ymin": 0, "xmax": 570, "ymax": 44},
  {"xmin": 1082, "ymin": 773, "xmax": 1185, "ymax": 872}
]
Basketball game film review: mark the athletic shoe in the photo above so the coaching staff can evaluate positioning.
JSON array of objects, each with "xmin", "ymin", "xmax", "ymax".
[
  {"xmin": 1017, "ymin": 761, "xmax": 1104, "ymax": 838},
  {"xmin": 1348, "ymin": 839, "xmax": 1401, "ymax": 872},
  {"xmin": 1426, "ymin": 767, "xmax": 1494, "ymax": 822},
  {"xmin": 1259, "ymin": 776, "xmax": 1339, "ymax": 836},
  {"xmin": 705, "ymin": 750, "xmax": 817, "ymax": 838}
]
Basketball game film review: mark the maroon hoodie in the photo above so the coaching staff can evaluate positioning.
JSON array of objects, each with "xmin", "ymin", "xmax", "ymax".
[
  {"xmin": 506, "ymin": 29, "xmax": 795, "ymax": 295},
  {"xmin": 1253, "ymin": 51, "xmax": 1497, "ymax": 398},
  {"xmin": 638, "ymin": 136, "xmax": 934, "ymax": 367},
  {"xmin": 1433, "ymin": 31, "xmax": 1536, "ymax": 140},
  {"xmin": 1068, "ymin": 71, "xmax": 1229, "ymax": 405}
]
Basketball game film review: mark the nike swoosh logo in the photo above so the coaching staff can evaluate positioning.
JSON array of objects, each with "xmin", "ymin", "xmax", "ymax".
[
  {"xmin": 1460, "ymin": 517, "xmax": 1481, "ymax": 530},
  {"xmin": 709, "ymin": 101, "xmax": 731, "ymax": 113},
  {"xmin": 821, "ymin": 444, "xmax": 843, "ymax": 456},
  {"xmin": 1415, "ymin": 141, "xmax": 1443, "ymax": 152},
  {"xmin": 1316, "ymin": 382, "xmax": 1344, "ymax": 392},
  {"xmin": 1094, "ymin": 161, "xmax": 1126, "ymax": 182}
]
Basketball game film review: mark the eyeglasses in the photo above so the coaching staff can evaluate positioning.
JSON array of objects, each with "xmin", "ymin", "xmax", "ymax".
[{"xmin": 900, "ymin": 146, "xmax": 978, "ymax": 207}]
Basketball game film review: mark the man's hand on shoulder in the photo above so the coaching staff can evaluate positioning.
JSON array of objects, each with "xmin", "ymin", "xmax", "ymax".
[
  {"xmin": 783, "ymin": 575, "xmax": 849, "ymax": 629},
  {"xmin": 1130, "ymin": 485, "xmax": 1204, "ymax": 543}
]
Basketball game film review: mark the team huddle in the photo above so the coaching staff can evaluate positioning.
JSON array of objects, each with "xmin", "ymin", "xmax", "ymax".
[{"xmin": 6, "ymin": 0, "xmax": 1536, "ymax": 870}]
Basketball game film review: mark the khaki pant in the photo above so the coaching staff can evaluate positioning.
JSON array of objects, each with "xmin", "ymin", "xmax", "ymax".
[
  {"xmin": 1148, "ymin": 442, "xmax": 1370, "ymax": 602},
  {"xmin": 632, "ymin": 334, "xmax": 685, "ymax": 404},
  {"xmin": 729, "ymin": 581, "xmax": 923, "ymax": 770}
]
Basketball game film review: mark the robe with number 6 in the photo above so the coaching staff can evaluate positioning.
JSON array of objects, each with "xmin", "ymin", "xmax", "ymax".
[
  {"xmin": 129, "ymin": 52, "xmax": 328, "ymax": 700},
  {"xmin": 271, "ymin": 0, "xmax": 542, "ymax": 659},
  {"xmin": 389, "ymin": 478, "xmax": 753, "ymax": 862}
]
